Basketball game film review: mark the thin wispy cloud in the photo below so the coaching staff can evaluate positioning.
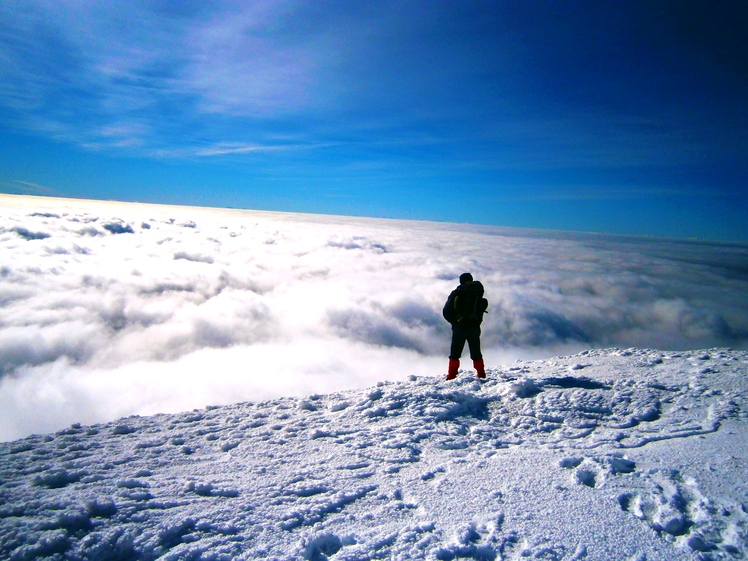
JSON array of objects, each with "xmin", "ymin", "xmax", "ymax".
[
  {"xmin": 0, "ymin": 180, "xmax": 57, "ymax": 197},
  {"xmin": 503, "ymin": 185, "xmax": 689, "ymax": 202},
  {"xmin": 0, "ymin": 1, "xmax": 332, "ymax": 149},
  {"xmin": 184, "ymin": 8, "xmax": 326, "ymax": 117},
  {"xmin": 194, "ymin": 142, "xmax": 335, "ymax": 157}
]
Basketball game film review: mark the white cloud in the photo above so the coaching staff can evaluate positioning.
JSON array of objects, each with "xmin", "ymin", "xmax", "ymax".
[
  {"xmin": 0, "ymin": 1, "xmax": 334, "ymax": 147},
  {"xmin": 1, "ymin": 195, "xmax": 747, "ymax": 440}
]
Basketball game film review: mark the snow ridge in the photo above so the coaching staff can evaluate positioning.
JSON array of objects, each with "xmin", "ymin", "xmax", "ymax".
[{"xmin": 1, "ymin": 348, "xmax": 747, "ymax": 560}]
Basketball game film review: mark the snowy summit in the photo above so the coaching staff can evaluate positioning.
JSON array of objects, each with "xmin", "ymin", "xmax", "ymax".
[{"xmin": 1, "ymin": 348, "xmax": 747, "ymax": 560}]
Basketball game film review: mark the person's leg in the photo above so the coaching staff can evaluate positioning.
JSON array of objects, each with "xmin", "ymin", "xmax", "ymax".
[
  {"xmin": 466, "ymin": 328, "xmax": 486, "ymax": 378},
  {"xmin": 447, "ymin": 358, "xmax": 460, "ymax": 379},
  {"xmin": 473, "ymin": 358, "xmax": 486, "ymax": 378},
  {"xmin": 450, "ymin": 326, "xmax": 467, "ymax": 360},
  {"xmin": 447, "ymin": 326, "xmax": 467, "ymax": 380},
  {"xmin": 465, "ymin": 328, "xmax": 482, "ymax": 360}
]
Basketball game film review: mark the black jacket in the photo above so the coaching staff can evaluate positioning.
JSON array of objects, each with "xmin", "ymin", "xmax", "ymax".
[{"xmin": 443, "ymin": 281, "xmax": 487, "ymax": 326}]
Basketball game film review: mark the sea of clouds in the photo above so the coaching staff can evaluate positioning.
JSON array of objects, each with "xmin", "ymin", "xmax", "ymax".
[{"xmin": 1, "ymin": 195, "xmax": 747, "ymax": 441}]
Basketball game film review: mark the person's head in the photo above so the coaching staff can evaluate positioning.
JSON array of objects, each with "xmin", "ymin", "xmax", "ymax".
[{"xmin": 459, "ymin": 272, "xmax": 473, "ymax": 285}]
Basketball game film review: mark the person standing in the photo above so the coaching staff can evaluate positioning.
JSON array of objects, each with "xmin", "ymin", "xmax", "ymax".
[{"xmin": 442, "ymin": 273, "xmax": 488, "ymax": 380}]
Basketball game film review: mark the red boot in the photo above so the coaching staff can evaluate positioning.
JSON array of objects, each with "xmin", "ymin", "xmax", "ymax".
[
  {"xmin": 446, "ymin": 358, "xmax": 460, "ymax": 380},
  {"xmin": 474, "ymin": 359, "xmax": 486, "ymax": 379}
]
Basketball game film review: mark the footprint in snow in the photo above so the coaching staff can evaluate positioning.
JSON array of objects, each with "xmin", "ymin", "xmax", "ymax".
[
  {"xmin": 617, "ymin": 469, "xmax": 747, "ymax": 556},
  {"xmin": 302, "ymin": 532, "xmax": 346, "ymax": 561},
  {"xmin": 431, "ymin": 518, "xmax": 508, "ymax": 561},
  {"xmin": 560, "ymin": 454, "xmax": 636, "ymax": 489},
  {"xmin": 420, "ymin": 466, "xmax": 447, "ymax": 482}
]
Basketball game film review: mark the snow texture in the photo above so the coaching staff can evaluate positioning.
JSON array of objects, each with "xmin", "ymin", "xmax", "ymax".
[{"xmin": 1, "ymin": 348, "xmax": 746, "ymax": 560}]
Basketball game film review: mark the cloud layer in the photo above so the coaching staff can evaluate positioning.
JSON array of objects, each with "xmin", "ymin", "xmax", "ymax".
[{"xmin": 1, "ymin": 195, "xmax": 747, "ymax": 440}]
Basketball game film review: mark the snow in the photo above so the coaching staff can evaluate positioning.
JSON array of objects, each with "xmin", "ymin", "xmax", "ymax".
[{"xmin": 2, "ymin": 348, "xmax": 746, "ymax": 560}]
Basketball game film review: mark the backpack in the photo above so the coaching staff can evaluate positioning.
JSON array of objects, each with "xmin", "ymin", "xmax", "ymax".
[{"xmin": 445, "ymin": 281, "xmax": 488, "ymax": 326}]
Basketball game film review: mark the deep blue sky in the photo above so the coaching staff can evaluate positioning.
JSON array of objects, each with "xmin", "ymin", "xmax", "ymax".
[{"xmin": 1, "ymin": 1, "xmax": 746, "ymax": 242}]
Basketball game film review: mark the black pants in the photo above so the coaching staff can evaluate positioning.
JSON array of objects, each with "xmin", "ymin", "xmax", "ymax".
[{"xmin": 450, "ymin": 323, "xmax": 482, "ymax": 360}]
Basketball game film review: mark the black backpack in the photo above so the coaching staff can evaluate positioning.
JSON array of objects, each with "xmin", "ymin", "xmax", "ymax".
[{"xmin": 444, "ymin": 281, "xmax": 488, "ymax": 326}]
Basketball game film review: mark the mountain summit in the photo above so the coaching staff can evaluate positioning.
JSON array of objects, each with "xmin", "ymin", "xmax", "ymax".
[{"xmin": 2, "ymin": 348, "xmax": 746, "ymax": 560}]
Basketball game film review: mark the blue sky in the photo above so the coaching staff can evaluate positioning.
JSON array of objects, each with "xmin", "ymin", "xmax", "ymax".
[{"xmin": 1, "ymin": 0, "xmax": 746, "ymax": 242}]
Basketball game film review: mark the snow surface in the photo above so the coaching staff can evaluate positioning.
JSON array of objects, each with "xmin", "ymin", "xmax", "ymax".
[{"xmin": 2, "ymin": 348, "xmax": 746, "ymax": 560}]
